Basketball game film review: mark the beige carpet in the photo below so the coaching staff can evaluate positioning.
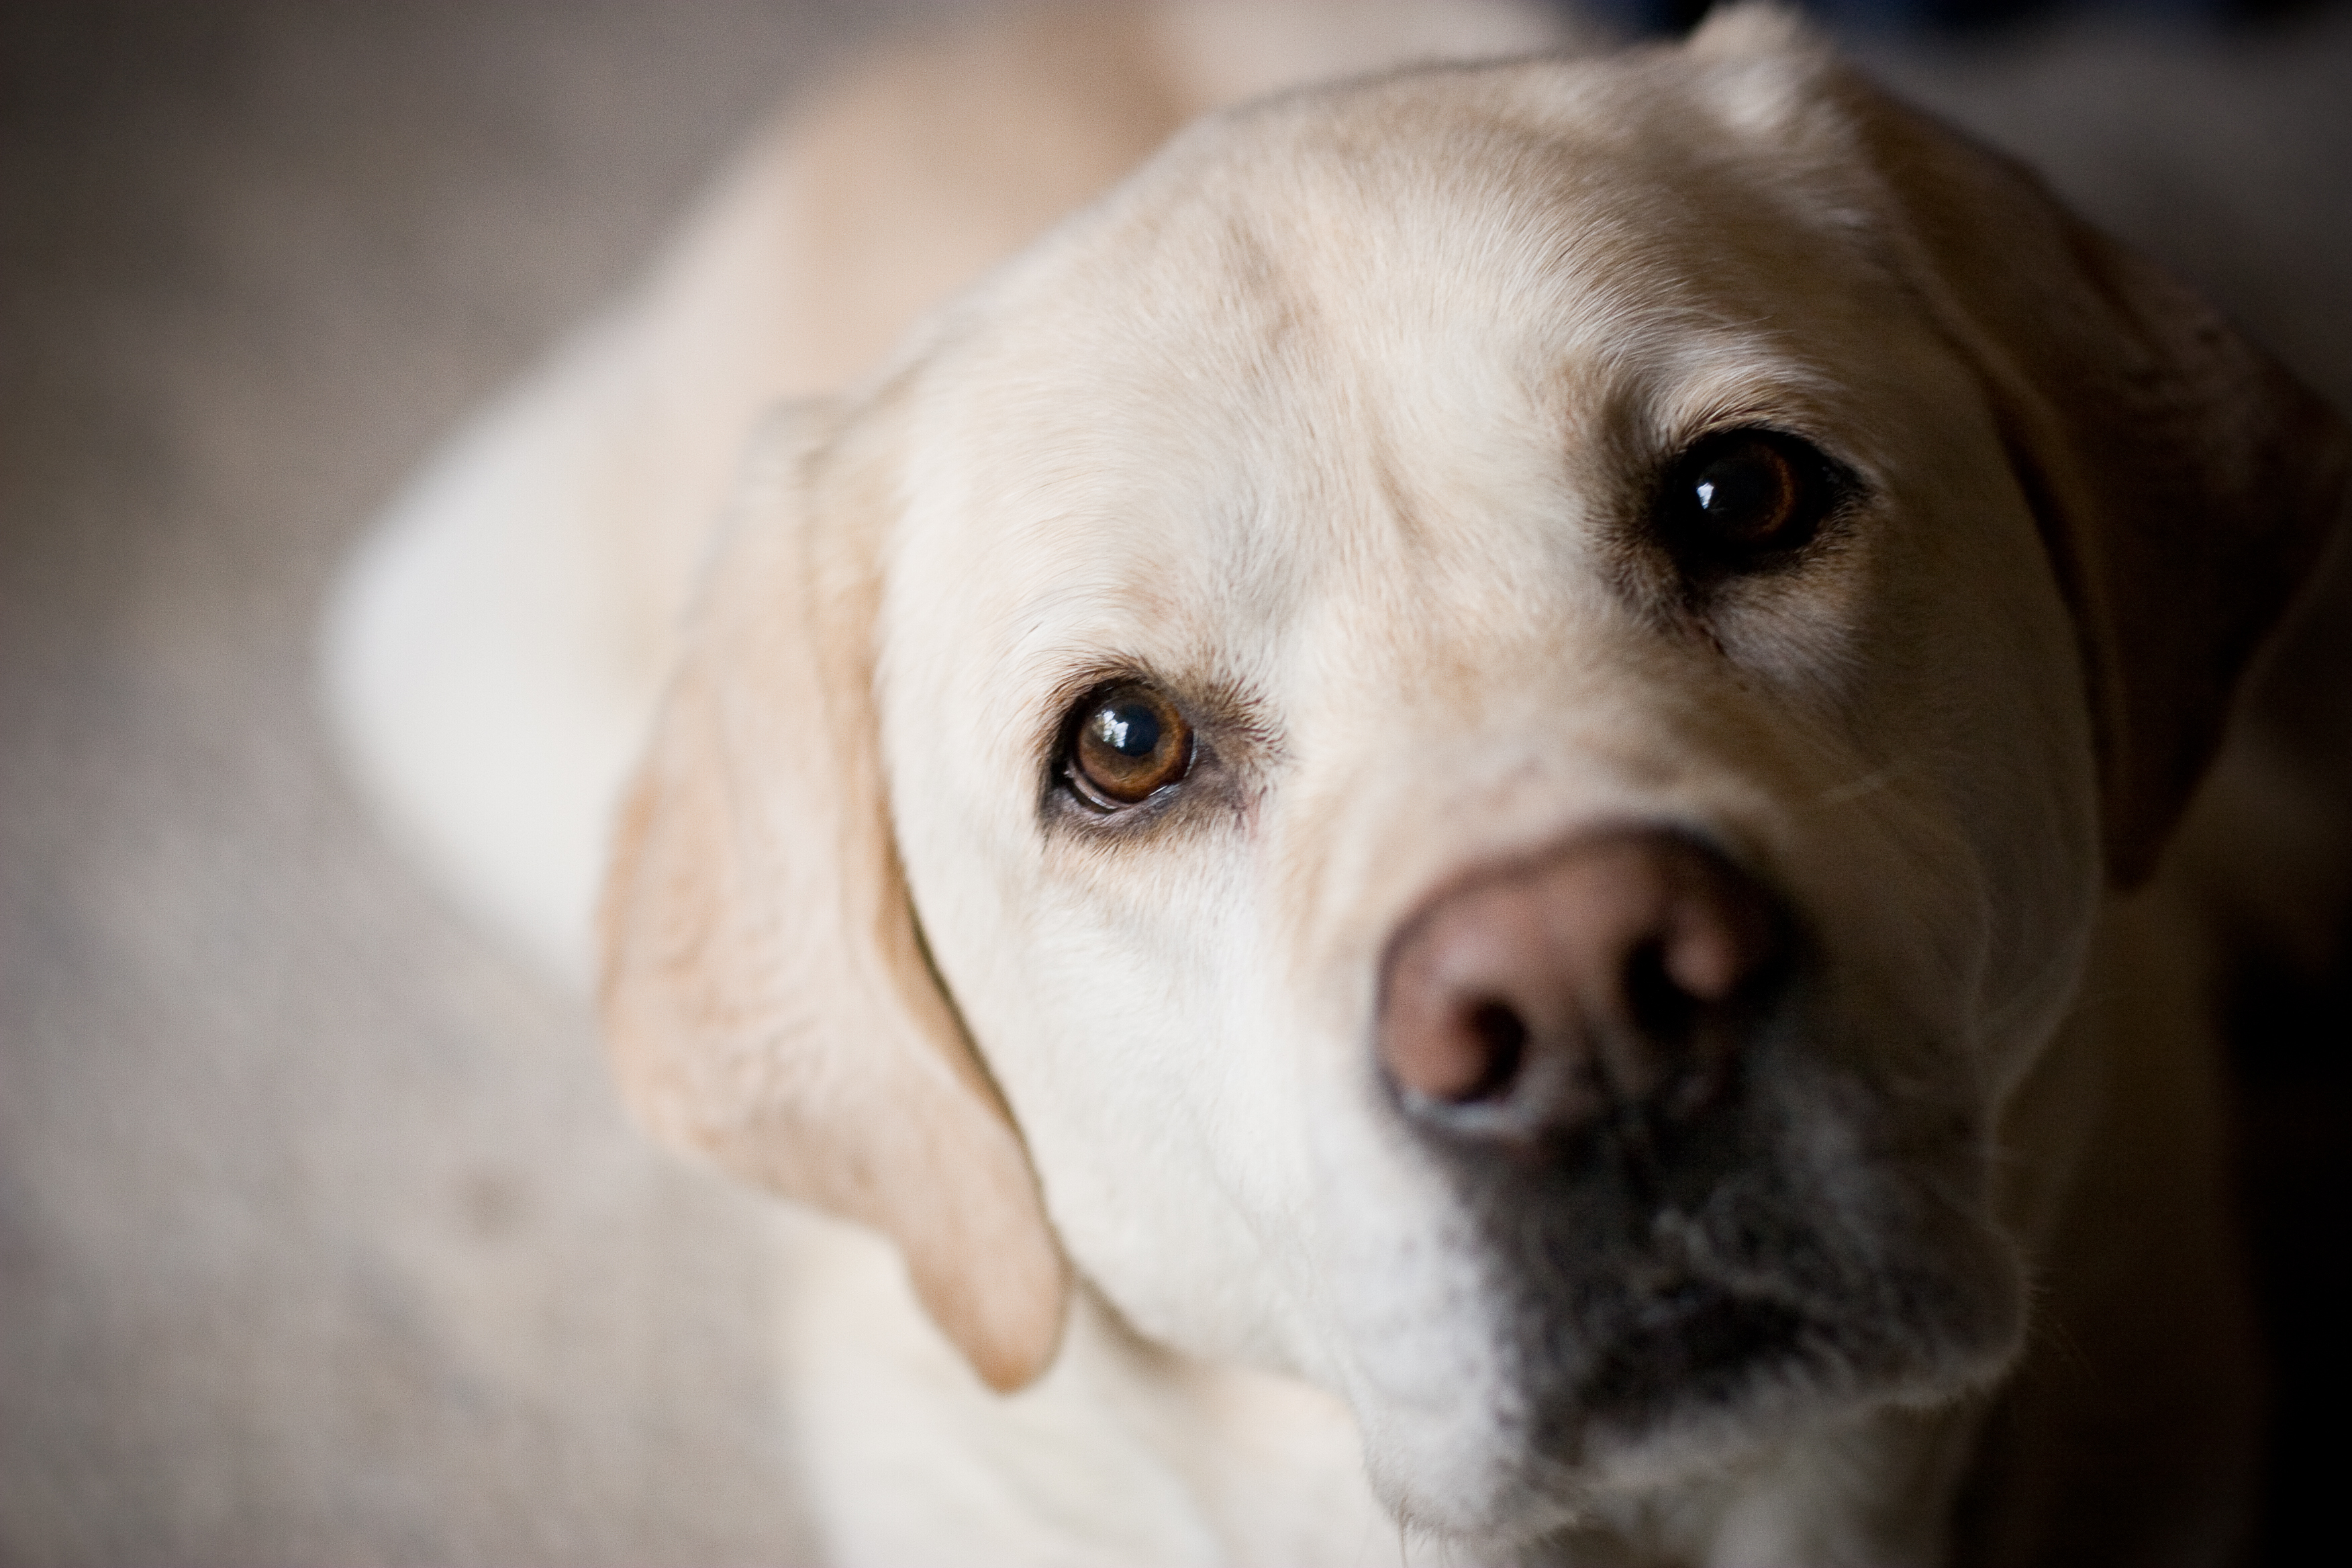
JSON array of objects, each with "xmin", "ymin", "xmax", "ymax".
[{"xmin": 3, "ymin": 3, "xmax": 2347, "ymax": 1563}]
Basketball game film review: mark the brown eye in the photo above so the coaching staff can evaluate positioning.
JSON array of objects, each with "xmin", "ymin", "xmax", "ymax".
[
  {"xmin": 1660, "ymin": 430, "xmax": 1836, "ymax": 570},
  {"xmin": 1066, "ymin": 683, "xmax": 1193, "ymax": 809}
]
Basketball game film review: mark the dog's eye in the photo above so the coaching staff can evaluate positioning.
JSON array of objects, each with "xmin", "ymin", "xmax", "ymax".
[
  {"xmin": 1066, "ymin": 683, "xmax": 1193, "ymax": 809},
  {"xmin": 1659, "ymin": 430, "xmax": 1836, "ymax": 571}
]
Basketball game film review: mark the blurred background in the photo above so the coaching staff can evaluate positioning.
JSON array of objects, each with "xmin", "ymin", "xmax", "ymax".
[{"xmin": 3, "ymin": 2, "xmax": 2347, "ymax": 1563}]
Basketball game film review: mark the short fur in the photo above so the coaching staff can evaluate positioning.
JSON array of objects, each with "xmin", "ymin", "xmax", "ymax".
[{"xmin": 328, "ymin": 5, "xmax": 2347, "ymax": 1563}]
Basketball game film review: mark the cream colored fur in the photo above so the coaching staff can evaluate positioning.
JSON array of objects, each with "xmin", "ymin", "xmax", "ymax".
[
  {"xmin": 325, "ymin": 4, "xmax": 2347, "ymax": 1564},
  {"xmin": 323, "ymin": 0, "xmax": 1565, "ymax": 983}
]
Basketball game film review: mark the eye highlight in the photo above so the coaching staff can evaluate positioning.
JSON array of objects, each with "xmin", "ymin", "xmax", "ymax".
[
  {"xmin": 1064, "ymin": 682, "xmax": 1194, "ymax": 810},
  {"xmin": 1656, "ymin": 429, "xmax": 1842, "ymax": 575}
]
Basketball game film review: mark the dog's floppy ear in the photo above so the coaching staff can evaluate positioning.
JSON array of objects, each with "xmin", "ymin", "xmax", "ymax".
[
  {"xmin": 1814, "ymin": 48, "xmax": 2351, "ymax": 886},
  {"xmin": 599, "ymin": 401, "xmax": 1070, "ymax": 1391}
]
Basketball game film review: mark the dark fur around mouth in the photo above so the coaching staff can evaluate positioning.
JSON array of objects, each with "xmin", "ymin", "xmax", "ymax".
[
  {"xmin": 1578, "ymin": 1286, "xmax": 1812, "ymax": 1413},
  {"xmin": 1427, "ymin": 1012, "xmax": 2021, "ymax": 1477}
]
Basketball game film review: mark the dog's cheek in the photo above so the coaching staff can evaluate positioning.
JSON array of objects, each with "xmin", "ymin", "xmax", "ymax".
[
  {"xmin": 1302, "ymin": 1052, "xmax": 1553, "ymax": 1539},
  {"xmin": 1858, "ymin": 428, "xmax": 2104, "ymax": 1110},
  {"xmin": 925, "ymin": 817, "xmax": 1340, "ymax": 1373},
  {"xmin": 1716, "ymin": 341, "xmax": 2102, "ymax": 1118}
]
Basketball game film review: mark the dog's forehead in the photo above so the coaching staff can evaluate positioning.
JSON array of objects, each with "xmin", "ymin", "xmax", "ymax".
[{"xmin": 883, "ymin": 52, "xmax": 1901, "ymax": 718}]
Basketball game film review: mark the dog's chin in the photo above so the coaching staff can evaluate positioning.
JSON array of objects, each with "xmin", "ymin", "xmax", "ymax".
[
  {"xmin": 1543, "ymin": 1238, "xmax": 2024, "ymax": 1481},
  {"xmin": 1356, "ymin": 1134, "xmax": 2029, "ymax": 1549},
  {"xmin": 1353, "ymin": 993, "xmax": 2030, "ymax": 1542},
  {"xmin": 1369, "ymin": 1261, "xmax": 2024, "ymax": 1553}
]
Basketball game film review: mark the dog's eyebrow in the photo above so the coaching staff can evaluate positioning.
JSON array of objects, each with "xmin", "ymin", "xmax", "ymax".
[{"xmin": 1643, "ymin": 359, "xmax": 1856, "ymax": 448}]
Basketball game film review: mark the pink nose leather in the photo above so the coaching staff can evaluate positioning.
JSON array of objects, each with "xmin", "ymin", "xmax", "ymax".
[{"xmin": 1378, "ymin": 830, "xmax": 1786, "ymax": 1144}]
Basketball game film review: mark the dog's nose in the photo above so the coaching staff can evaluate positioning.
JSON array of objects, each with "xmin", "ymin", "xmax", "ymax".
[{"xmin": 1377, "ymin": 830, "xmax": 1787, "ymax": 1146}]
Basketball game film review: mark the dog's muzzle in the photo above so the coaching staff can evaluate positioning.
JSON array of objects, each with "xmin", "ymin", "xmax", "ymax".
[{"xmin": 1368, "ymin": 826, "xmax": 2017, "ymax": 1473}]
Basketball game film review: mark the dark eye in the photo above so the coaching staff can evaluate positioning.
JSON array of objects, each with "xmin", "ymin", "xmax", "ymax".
[
  {"xmin": 1658, "ymin": 430, "xmax": 1838, "ymax": 571},
  {"xmin": 1065, "ymin": 682, "xmax": 1193, "ymax": 809}
]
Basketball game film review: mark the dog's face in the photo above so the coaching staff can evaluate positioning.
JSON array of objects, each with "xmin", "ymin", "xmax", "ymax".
[{"xmin": 601, "ymin": 9, "xmax": 2343, "ymax": 1551}]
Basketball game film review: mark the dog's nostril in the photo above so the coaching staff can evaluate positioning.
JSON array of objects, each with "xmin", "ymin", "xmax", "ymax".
[
  {"xmin": 1453, "ymin": 1000, "xmax": 1528, "ymax": 1104},
  {"xmin": 1393, "ymin": 997, "xmax": 1528, "ymax": 1106},
  {"xmin": 1624, "ymin": 941, "xmax": 1697, "ymax": 1047}
]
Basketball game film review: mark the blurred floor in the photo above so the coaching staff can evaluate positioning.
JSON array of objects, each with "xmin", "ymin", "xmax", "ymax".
[
  {"xmin": 1, "ymin": 3, "xmax": 2346, "ymax": 1564},
  {"xmin": 0, "ymin": 3, "xmax": 915, "ymax": 1561}
]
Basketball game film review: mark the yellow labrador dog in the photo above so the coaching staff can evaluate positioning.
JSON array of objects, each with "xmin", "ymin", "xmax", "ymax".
[{"xmin": 328, "ymin": 3, "xmax": 2347, "ymax": 1563}]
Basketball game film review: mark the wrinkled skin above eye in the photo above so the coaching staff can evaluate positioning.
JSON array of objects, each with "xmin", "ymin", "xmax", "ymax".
[{"xmin": 1067, "ymin": 683, "xmax": 1193, "ymax": 808}]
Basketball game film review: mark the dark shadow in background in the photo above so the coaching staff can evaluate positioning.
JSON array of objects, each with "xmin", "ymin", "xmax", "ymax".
[{"xmin": 1596, "ymin": 0, "xmax": 2343, "ymax": 36}]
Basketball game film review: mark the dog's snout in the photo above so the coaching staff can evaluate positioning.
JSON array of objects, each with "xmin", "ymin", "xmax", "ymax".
[{"xmin": 1377, "ymin": 830, "xmax": 1788, "ymax": 1147}]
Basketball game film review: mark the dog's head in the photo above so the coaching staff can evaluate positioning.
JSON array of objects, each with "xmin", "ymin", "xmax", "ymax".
[{"xmin": 599, "ymin": 5, "xmax": 2345, "ymax": 1545}]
